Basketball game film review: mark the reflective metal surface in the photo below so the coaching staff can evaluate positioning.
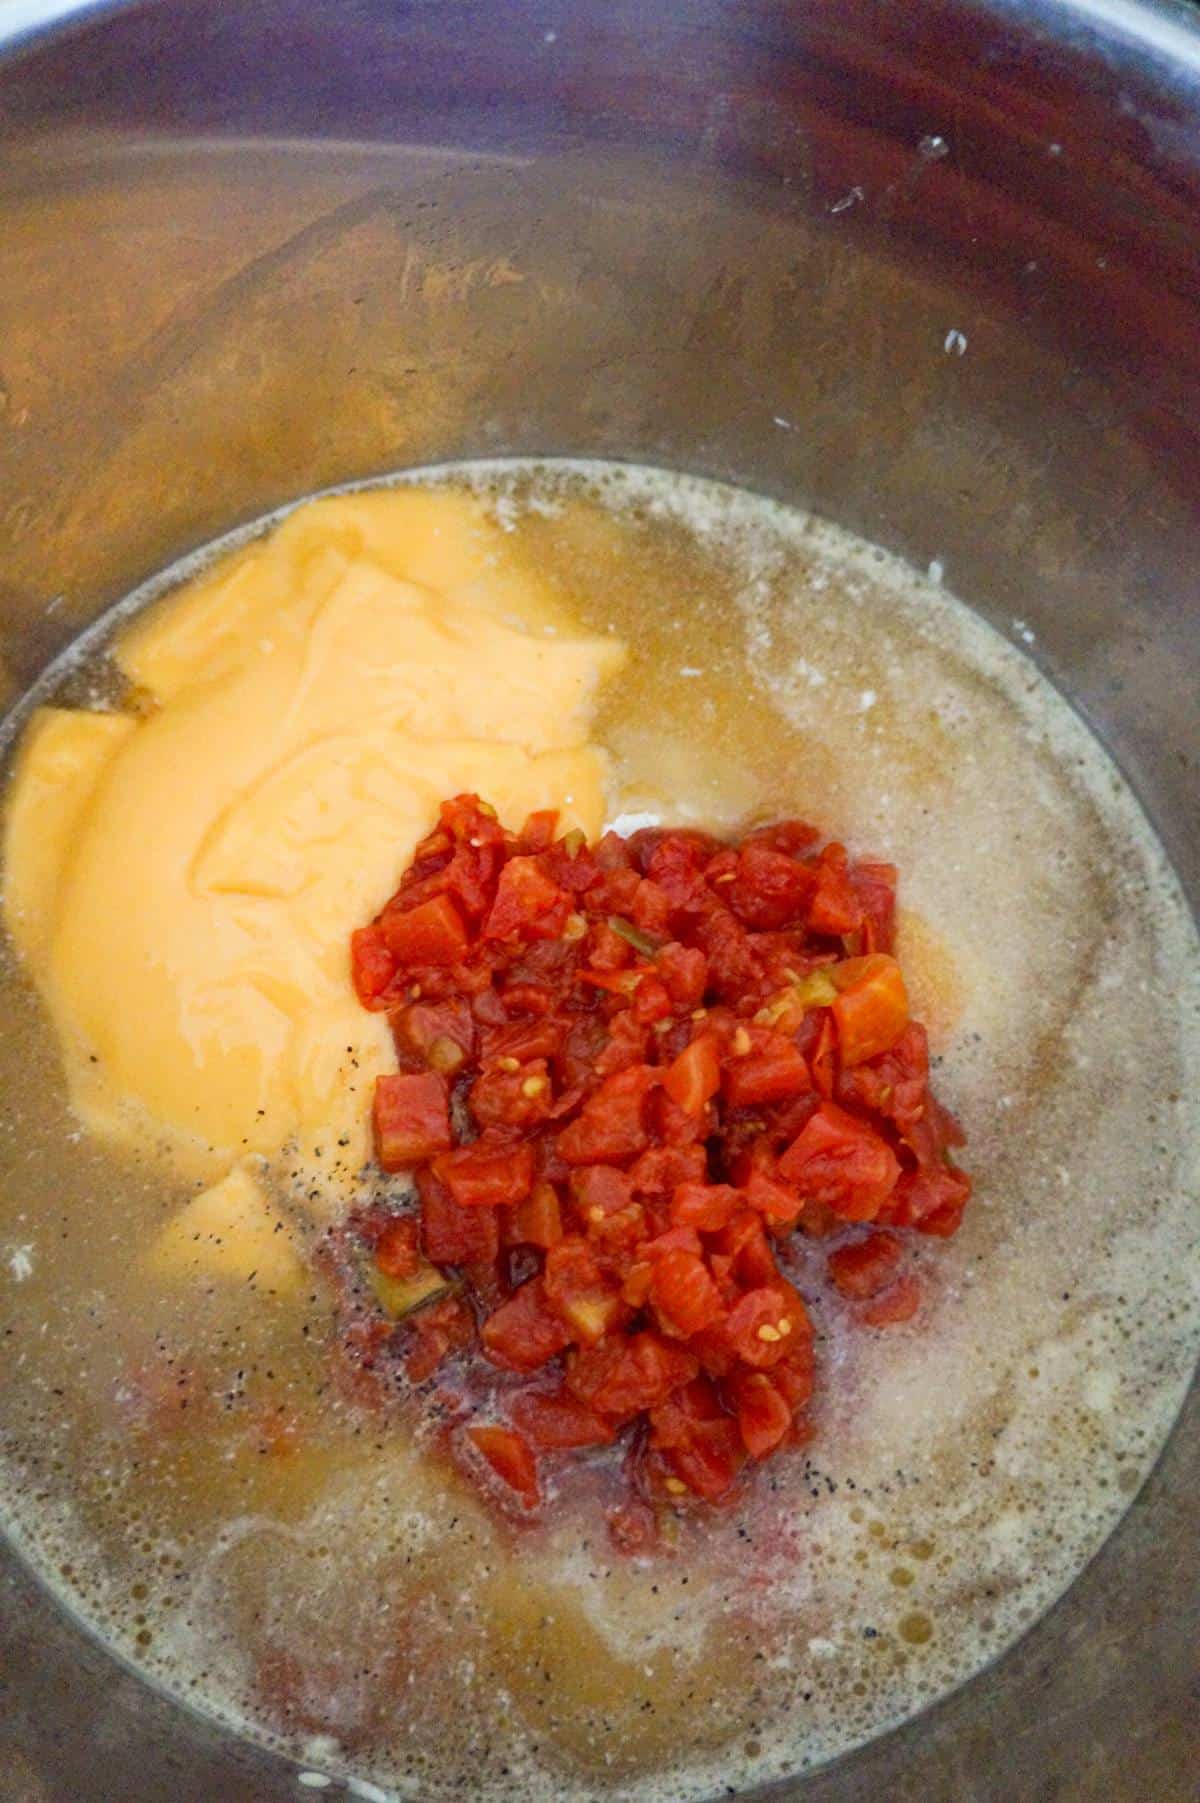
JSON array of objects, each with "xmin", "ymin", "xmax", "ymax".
[{"xmin": 0, "ymin": 2, "xmax": 1196, "ymax": 1798}]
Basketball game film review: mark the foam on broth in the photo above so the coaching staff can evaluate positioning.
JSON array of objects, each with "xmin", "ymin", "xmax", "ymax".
[{"xmin": 1, "ymin": 460, "xmax": 1197, "ymax": 1800}]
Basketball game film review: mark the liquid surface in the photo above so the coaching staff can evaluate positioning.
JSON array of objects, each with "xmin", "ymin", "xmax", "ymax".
[{"xmin": 1, "ymin": 461, "xmax": 1198, "ymax": 1801}]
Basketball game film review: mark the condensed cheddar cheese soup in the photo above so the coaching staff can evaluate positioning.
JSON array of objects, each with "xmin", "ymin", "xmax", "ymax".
[{"xmin": 1, "ymin": 464, "xmax": 1197, "ymax": 1802}]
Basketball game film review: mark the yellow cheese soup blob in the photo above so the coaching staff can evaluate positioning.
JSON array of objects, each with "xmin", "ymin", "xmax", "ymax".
[{"xmin": 2, "ymin": 489, "xmax": 625, "ymax": 1198}]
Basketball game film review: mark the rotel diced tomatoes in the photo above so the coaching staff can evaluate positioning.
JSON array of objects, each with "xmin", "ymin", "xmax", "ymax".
[
  {"xmin": 778, "ymin": 1101, "xmax": 901, "ymax": 1221},
  {"xmin": 350, "ymin": 924, "xmax": 396, "ymax": 1009},
  {"xmin": 569, "ymin": 1164, "xmax": 634, "ymax": 1221},
  {"xmin": 649, "ymin": 1379, "xmax": 745, "ymax": 1501},
  {"xmin": 510, "ymin": 1181, "xmax": 564, "ymax": 1250},
  {"xmin": 670, "ymin": 1181, "xmax": 740, "ymax": 1231},
  {"xmin": 743, "ymin": 1165, "xmax": 805, "ymax": 1227},
  {"xmin": 556, "ymin": 1066, "xmax": 656, "ymax": 1164},
  {"xmin": 482, "ymin": 1279, "xmax": 573, "ymax": 1371},
  {"xmin": 432, "ymin": 1140, "xmax": 535, "ymax": 1208},
  {"xmin": 466, "ymin": 1425, "xmax": 540, "ymax": 1505},
  {"xmin": 543, "ymin": 1238, "xmax": 625, "ymax": 1345},
  {"xmin": 381, "ymin": 894, "xmax": 469, "ymax": 967},
  {"xmin": 405, "ymin": 1295, "xmax": 475, "ymax": 1384},
  {"xmin": 510, "ymin": 1387, "xmax": 615, "ymax": 1450},
  {"xmin": 726, "ymin": 843, "xmax": 816, "ymax": 930},
  {"xmin": 349, "ymin": 795, "xmax": 970, "ymax": 1536},
  {"xmin": 849, "ymin": 860, "xmax": 898, "ymax": 954},
  {"xmin": 831, "ymin": 955, "xmax": 909, "ymax": 1066},
  {"xmin": 806, "ymin": 843, "xmax": 864, "ymax": 937},
  {"xmin": 374, "ymin": 1216, "xmax": 422, "ymax": 1280},
  {"xmin": 827, "ymin": 1230, "xmax": 903, "ymax": 1299},
  {"xmin": 417, "ymin": 1168, "xmax": 500, "ymax": 1266},
  {"xmin": 630, "ymin": 1143, "xmax": 708, "ymax": 1198},
  {"xmin": 566, "ymin": 1331, "xmax": 698, "ymax": 1420},
  {"xmin": 373, "ymin": 1072, "xmax": 452, "ymax": 1169},
  {"xmin": 520, "ymin": 809, "xmax": 560, "ymax": 853},
  {"xmin": 655, "ymin": 943, "xmax": 708, "ymax": 1005},
  {"xmin": 648, "ymin": 1248, "xmax": 726, "ymax": 1338},
  {"xmin": 860, "ymin": 1273, "xmax": 921, "ymax": 1326},
  {"xmin": 393, "ymin": 997, "xmax": 476, "ymax": 1070},
  {"xmin": 730, "ymin": 1368, "xmax": 793, "ymax": 1458},
  {"xmin": 485, "ymin": 856, "xmax": 567, "ymax": 942},
  {"xmin": 662, "ymin": 1034, "xmax": 721, "ymax": 1116},
  {"xmin": 722, "ymin": 1030, "xmax": 811, "ymax": 1106}
]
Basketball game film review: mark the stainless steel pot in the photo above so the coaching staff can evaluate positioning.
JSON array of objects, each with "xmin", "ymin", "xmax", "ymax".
[{"xmin": 0, "ymin": 2, "xmax": 1196, "ymax": 1798}]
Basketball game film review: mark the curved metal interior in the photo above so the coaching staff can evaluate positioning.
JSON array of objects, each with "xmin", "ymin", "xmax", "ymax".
[{"xmin": 0, "ymin": 1, "xmax": 1196, "ymax": 1797}]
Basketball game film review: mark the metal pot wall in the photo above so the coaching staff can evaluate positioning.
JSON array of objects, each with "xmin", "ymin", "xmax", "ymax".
[{"xmin": 0, "ymin": 2, "xmax": 1196, "ymax": 1798}]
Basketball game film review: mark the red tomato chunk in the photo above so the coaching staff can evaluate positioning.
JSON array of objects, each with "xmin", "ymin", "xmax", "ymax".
[
  {"xmin": 373, "ymin": 1072, "xmax": 452, "ymax": 1170},
  {"xmin": 345, "ymin": 795, "xmax": 972, "ymax": 1537}
]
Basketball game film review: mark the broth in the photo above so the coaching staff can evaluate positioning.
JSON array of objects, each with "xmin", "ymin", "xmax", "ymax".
[{"xmin": 1, "ymin": 461, "xmax": 1197, "ymax": 1800}]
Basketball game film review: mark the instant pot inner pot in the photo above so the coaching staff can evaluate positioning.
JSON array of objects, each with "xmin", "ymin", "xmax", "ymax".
[{"xmin": 0, "ymin": 2, "xmax": 1196, "ymax": 1799}]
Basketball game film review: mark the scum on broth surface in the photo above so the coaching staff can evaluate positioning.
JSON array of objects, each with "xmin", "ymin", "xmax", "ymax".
[{"xmin": 0, "ymin": 460, "xmax": 1198, "ymax": 1801}]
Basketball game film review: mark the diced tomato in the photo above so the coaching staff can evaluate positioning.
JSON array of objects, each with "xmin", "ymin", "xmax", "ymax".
[
  {"xmin": 374, "ymin": 1215, "xmax": 423, "ymax": 1280},
  {"xmin": 884, "ymin": 1163, "xmax": 971, "ymax": 1236},
  {"xmin": 543, "ymin": 1238, "xmax": 625, "ymax": 1345},
  {"xmin": 404, "ymin": 1295, "xmax": 475, "ymax": 1383},
  {"xmin": 393, "ymin": 997, "xmax": 475, "ymax": 1070},
  {"xmin": 662, "ymin": 1034, "xmax": 721, "ymax": 1116},
  {"xmin": 485, "ymin": 856, "xmax": 568, "ymax": 942},
  {"xmin": 520, "ymin": 809, "xmax": 560, "ymax": 853},
  {"xmin": 510, "ymin": 1181, "xmax": 564, "ymax": 1250},
  {"xmin": 778, "ymin": 1101, "xmax": 900, "ymax": 1221},
  {"xmin": 566, "ymin": 1331, "xmax": 698, "ymax": 1420},
  {"xmin": 655, "ymin": 942, "xmax": 708, "ymax": 1005},
  {"xmin": 630, "ymin": 878, "xmax": 674, "ymax": 937},
  {"xmin": 630, "ymin": 1142, "xmax": 708, "ymax": 1198},
  {"xmin": 432, "ymin": 1140, "xmax": 535, "ymax": 1208},
  {"xmin": 808, "ymin": 1011, "xmax": 838, "ymax": 1099},
  {"xmin": 501, "ymin": 981, "xmax": 556, "ymax": 1015},
  {"xmin": 350, "ymin": 924, "xmax": 396, "ymax": 1009},
  {"xmin": 713, "ymin": 1210, "xmax": 779, "ymax": 1288},
  {"xmin": 649, "ymin": 1248, "xmax": 726, "ymax": 1338},
  {"xmin": 569, "ymin": 1164, "xmax": 634, "ymax": 1221},
  {"xmin": 349, "ymin": 799, "xmax": 969, "ymax": 1535},
  {"xmin": 640, "ymin": 1223, "xmax": 704, "ymax": 1261},
  {"xmin": 831, "ymin": 954, "xmax": 909, "ymax": 1066},
  {"xmin": 470, "ymin": 1057, "xmax": 555, "ymax": 1132},
  {"xmin": 373, "ymin": 1072, "xmax": 452, "ymax": 1170},
  {"xmin": 726, "ymin": 843, "xmax": 816, "ymax": 930},
  {"xmin": 806, "ymin": 843, "xmax": 864, "ymax": 936},
  {"xmin": 722, "ymin": 1029, "xmax": 811, "ymax": 1106},
  {"xmin": 722, "ymin": 1286, "xmax": 804, "ymax": 1369},
  {"xmin": 860, "ymin": 1273, "xmax": 921, "ymax": 1326},
  {"xmin": 381, "ymin": 893, "xmax": 469, "ymax": 967},
  {"xmin": 742, "ymin": 1166, "xmax": 804, "ymax": 1227},
  {"xmin": 482, "ymin": 1279, "xmax": 572, "ymax": 1371},
  {"xmin": 649, "ymin": 1379, "xmax": 745, "ymax": 1502},
  {"xmin": 743, "ymin": 819, "xmax": 821, "ymax": 857},
  {"xmin": 417, "ymin": 1168, "xmax": 500, "ymax": 1267},
  {"xmin": 695, "ymin": 908, "xmax": 760, "ymax": 998},
  {"xmin": 510, "ymin": 1387, "xmax": 615, "ymax": 1450},
  {"xmin": 556, "ymin": 1065, "xmax": 657, "ymax": 1164},
  {"xmin": 631, "ymin": 974, "xmax": 673, "ymax": 1025},
  {"xmin": 670, "ymin": 1181, "xmax": 740, "ymax": 1231},
  {"xmin": 838, "ymin": 1021, "xmax": 929, "ymax": 1134},
  {"xmin": 466, "ymin": 1424, "xmax": 540, "ymax": 1505},
  {"xmin": 827, "ymin": 1230, "xmax": 903, "ymax": 1299},
  {"xmin": 849, "ymin": 860, "xmax": 898, "ymax": 954},
  {"xmin": 592, "ymin": 1011, "xmax": 652, "ymax": 1080},
  {"xmin": 730, "ymin": 1368, "xmax": 792, "ymax": 1458},
  {"xmin": 771, "ymin": 1338, "xmax": 815, "ymax": 1412},
  {"xmin": 644, "ymin": 831, "xmax": 715, "ymax": 906}
]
